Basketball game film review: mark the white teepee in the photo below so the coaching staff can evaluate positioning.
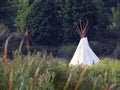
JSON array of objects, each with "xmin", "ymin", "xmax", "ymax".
[{"xmin": 69, "ymin": 20, "xmax": 100, "ymax": 66}]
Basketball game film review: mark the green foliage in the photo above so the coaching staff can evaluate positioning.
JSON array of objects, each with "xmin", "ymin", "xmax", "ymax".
[
  {"xmin": 27, "ymin": 0, "xmax": 110, "ymax": 45},
  {"xmin": 0, "ymin": 23, "xmax": 8, "ymax": 30},
  {"xmin": 0, "ymin": 52, "xmax": 120, "ymax": 90},
  {"xmin": 113, "ymin": 45, "xmax": 120, "ymax": 59},
  {"xmin": 62, "ymin": 0, "xmax": 99, "ymax": 43},
  {"xmin": 11, "ymin": 0, "xmax": 32, "ymax": 33},
  {"xmin": 57, "ymin": 45, "xmax": 76, "ymax": 59},
  {"xmin": 110, "ymin": 3, "xmax": 120, "ymax": 29},
  {"xmin": 27, "ymin": 0, "xmax": 63, "ymax": 46},
  {"xmin": 89, "ymin": 40, "xmax": 116, "ymax": 56},
  {"xmin": 0, "ymin": 0, "xmax": 119, "ymax": 47}
]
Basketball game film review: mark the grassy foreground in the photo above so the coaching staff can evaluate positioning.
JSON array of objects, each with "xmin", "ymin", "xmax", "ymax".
[{"xmin": 0, "ymin": 51, "xmax": 120, "ymax": 90}]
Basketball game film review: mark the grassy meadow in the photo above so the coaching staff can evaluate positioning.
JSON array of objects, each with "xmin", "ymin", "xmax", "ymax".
[{"xmin": 0, "ymin": 50, "xmax": 120, "ymax": 90}]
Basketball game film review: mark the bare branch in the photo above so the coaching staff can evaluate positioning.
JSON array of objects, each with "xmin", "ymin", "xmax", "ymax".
[{"xmin": 0, "ymin": 30, "xmax": 5, "ymax": 37}]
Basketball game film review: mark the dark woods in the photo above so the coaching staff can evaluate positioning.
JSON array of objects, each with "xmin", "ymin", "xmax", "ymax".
[{"xmin": 0, "ymin": 0, "xmax": 120, "ymax": 58}]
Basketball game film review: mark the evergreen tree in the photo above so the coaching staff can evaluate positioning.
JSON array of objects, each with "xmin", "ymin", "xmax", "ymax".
[
  {"xmin": 62, "ymin": 0, "xmax": 109, "ymax": 42},
  {"xmin": 0, "ymin": 0, "xmax": 15, "ymax": 31},
  {"xmin": 27, "ymin": 0, "xmax": 110, "ymax": 45},
  {"xmin": 27, "ymin": 0, "xmax": 63, "ymax": 46}
]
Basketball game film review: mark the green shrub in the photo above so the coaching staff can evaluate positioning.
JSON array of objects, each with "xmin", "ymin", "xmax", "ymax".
[
  {"xmin": 113, "ymin": 46, "xmax": 120, "ymax": 59},
  {"xmin": 0, "ymin": 52, "xmax": 120, "ymax": 90},
  {"xmin": 89, "ymin": 41, "xmax": 102, "ymax": 55},
  {"xmin": 57, "ymin": 45, "xmax": 76, "ymax": 60},
  {"xmin": 89, "ymin": 40, "xmax": 116, "ymax": 56}
]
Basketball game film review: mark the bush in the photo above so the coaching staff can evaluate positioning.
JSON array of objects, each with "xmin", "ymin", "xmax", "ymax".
[
  {"xmin": 113, "ymin": 46, "xmax": 120, "ymax": 59},
  {"xmin": 89, "ymin": 40, "xmax": 116, "ymax": 56},
  {"xmin": 112, "ymin": 41, "xmax": 120, "ymax": 59},
  {"xmin": 0, "ymin": 52, "xmax": 120, "ymax": 90},
  {"xmin": 57, "ymin": 45, "xmax": 76, "ymax": 60},
  {"xmin": 89, "ymin": 41, "xmax": 104, "ymax": 55}
]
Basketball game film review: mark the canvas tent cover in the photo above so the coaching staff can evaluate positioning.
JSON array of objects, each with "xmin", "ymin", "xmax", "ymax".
[{"xmin": 69, "ymin": 37, "xmax": 100, "ymax": 66}]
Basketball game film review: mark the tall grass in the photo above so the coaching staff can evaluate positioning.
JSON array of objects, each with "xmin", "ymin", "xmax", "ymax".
[{"xmin": 0, "ymin": 51, "xmax": 120, "ymax": 90}]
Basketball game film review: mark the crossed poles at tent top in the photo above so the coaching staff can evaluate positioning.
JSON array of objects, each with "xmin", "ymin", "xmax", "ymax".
[{"xmin": 75, "ymin": 20, "xmax": 89, "ymax": 38}]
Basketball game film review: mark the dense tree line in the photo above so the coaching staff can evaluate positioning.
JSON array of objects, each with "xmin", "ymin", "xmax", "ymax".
[
  {"xmin": 0, "ymin": 0, "xmax": 16, "ymax": 31},
  {"xmin": 0, "ymin": 0, "xmax": 120, "ymax": 46}
]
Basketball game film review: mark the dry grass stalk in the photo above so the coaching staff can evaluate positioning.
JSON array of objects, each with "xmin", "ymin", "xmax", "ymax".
[
  {"xmin": 8, "ymin": 62, "xmax": 13, "ymax": 90},
  {"xmin": 3, "ymin": 33, "xmax": 15, "ymax": 75},
  {"xmin": 18, "ymin": 37, "xmax": 25, "ymax": 53},
  {"xmin": 0, "ymin": 29, "xmax": 5, "ymax": 37},
  {"xmin": 38, "ymin": 73, "xmax": 46, "ymax": 82},
  {"xmin": 40, "ymin": 58, "xmax": 46, "ymax": 65},
  {"xmin": 48, "ymin": 52, "xmax": 54, "ymax": 60},
  {"xmin": 93, "ymin": 77, "xmax": 98, "ymax": 90},
  {"xmin": 107, "ymin": 83, "xmax": 120, "ymax": 90},
  {"xmin": 74, "ymin": 66, "xmax": 88, "ymax": 90},
  {"xmin": 18, "ymin": 28, "xmax": 29, "ymax": 52},
  {"xmin": 64, "ymin": 73, "xmax": 72, "ymax": 90},
  {"xmin": 25, "ymin": 28, "xmax": 29, "ymax": 52},
  {"xmin": 3, "ymin": 35, "xmax": 13, "ymax": 75},
  {"xmin": 3, "ymin": 35, "xmax": 13, "ymax": 62},
  {"xmin": 3, "ymin": 33, "xmax": 16, "ymax": 62},
  {"xmin": 29, "ymin": 58, "xmax": 34, "ymax": 66},
  {"xmin": 31, "ymin": 67, "xmax": 40, "ymax": 90},
  {"xmin": 31, "ymin": 58, "xmax": 46, "ymax": 90}
]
